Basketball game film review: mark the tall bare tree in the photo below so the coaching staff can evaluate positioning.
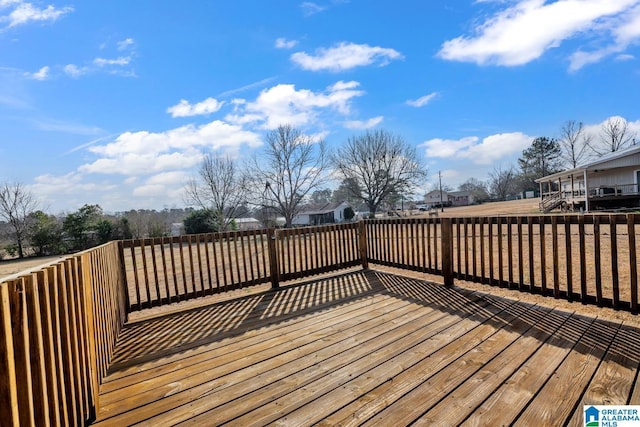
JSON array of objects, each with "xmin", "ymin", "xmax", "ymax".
[
  {"xmin": 488, "ymin": 165, "xmax": 517, "ymax": 200},
  {"xmin": 559, "ymin": 120, "xmax": 592, "ymax": 168},
  {"xmin": 332, "ymin": 129, "xmax": 427, "ymax": 217},
  {"xmin": 0, "ymin": 182, "xmax": 39, "ymax": 258},
  {"xmin": 249, "ymin": 125, "xmax": 328, "ymax": 228},
  {"xmin": 185, "ymin": 154, "xmax": 248, "ymax": 231},
  {"xmin": 592, "ymin": 117, "xmax": 637, "ymax": 155}
]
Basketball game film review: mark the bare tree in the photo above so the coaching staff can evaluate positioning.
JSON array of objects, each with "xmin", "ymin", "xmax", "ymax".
[
  {"xmin": 458, "ymin": 177, "xmax": 489, "ymax": 202},
  {"xmin": 249, "ymin": 125, "xmax": 328, "ymax": 228},
  {"xmin": 0, "ymin": 182, "xmax": 39, "ymax": 258},
  {"xmin": 332, "ymin": 129, "xmax": 427, "ymax": 218},
  {"xmin": 488, "ymin": 165, "xmax": 517, "ymax": 200},
  {"xmin": 592, "ymin": 117, "xmax": 636, "ymax": 155},
  {"xmin": 185, "ymin": 154, "xmax": 247, "ymax": 231},
  {"xmin": 559, "ymin": 120, "xmax": 591, "ymax": 168}
]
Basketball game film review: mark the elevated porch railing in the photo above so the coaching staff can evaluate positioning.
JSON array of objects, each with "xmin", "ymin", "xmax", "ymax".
[{"xmin": 541, "ymin": 182, "xmax": 640, "ymax": 211}]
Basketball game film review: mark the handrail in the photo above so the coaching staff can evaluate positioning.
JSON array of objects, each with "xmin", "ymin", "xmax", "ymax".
[
  {"xmin": 0, "ymin": 242, "xmax": 127, "ymax": 425},
  {"xmin": 539, "ymin": 190, "xmax": 563, "ymax": 212},
  {"xmin": 1, "ymin": 213, "xmax": 639, "ymax": 425}
]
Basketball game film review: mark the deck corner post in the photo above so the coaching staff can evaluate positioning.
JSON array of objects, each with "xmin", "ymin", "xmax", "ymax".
[
  {"xmin": 358, "ymin": 220, "xmax": 369, "ymax": 270},
  {"xmin": 441, "ymin": 217, "xmax": 454, "ymax": 287},
  {"xmin": 267, "ymin": 228, "xmax": 280, "ymax": 289},
  {"xmin": 116, "ymin": 240, "xmax": 131, "ymax": 317}
]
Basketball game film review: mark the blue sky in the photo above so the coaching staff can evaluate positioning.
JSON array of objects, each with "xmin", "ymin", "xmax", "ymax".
[{"xmin": 1, "ymin": 0, "xmax": 640, "ymax": 213}]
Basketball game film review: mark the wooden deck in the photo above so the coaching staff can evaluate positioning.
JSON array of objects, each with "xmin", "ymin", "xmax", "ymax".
[{"xmin": 92, "ymin": 269, "xmax": 640, "ymax": 426}]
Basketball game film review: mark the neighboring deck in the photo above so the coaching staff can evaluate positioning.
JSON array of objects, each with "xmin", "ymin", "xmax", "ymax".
[{"xmin": 92, "ymin": 270, "xmax": 640, "ymax": 426}]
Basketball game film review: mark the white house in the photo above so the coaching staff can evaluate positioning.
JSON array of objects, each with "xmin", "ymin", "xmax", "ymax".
[
  {"xmin": 424, "ymin": 190, "xmax": 449, "ymax": 207},
  {"xmin": 423, "ymin": 190, "xmax": 474, "ymax": 208},
  {"xmin": 536, "ymin": 145, "xmax": 640, "ymax": 212},
  {"xmin": 292, "ymin": 202, "xmax": 353, "ymax": 226},
  {"xmin": 233, "ymin": 217, "xmax": 262, "ymax": 231},
  {"xmin": 447, "ymin": 190, "xmax": 474, "ymax": 206}
]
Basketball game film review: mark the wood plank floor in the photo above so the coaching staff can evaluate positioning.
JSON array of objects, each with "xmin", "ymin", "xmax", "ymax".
[{"xmin": 91, "ymin": 269, "xmax": 640, "ymax": 426}]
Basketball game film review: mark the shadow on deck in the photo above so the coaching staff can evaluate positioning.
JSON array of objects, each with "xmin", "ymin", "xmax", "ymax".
[{"xmin": 94, "ymin": 269, "xmax": 640, "ymax": 426}]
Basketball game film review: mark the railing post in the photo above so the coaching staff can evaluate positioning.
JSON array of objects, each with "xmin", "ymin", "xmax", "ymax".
[
  {"xmin": 441, "ymin": 218, "xmax": 454, "ymax": 287},
  {"xmin": 80, "ymin": 252, "xmax": 100, "ymax": 417},
  {"xmin": 267, "ymin": 228, "xmax": 280, "ymax": 289},
  {"xmin": 358, "ymin": 220, "xmax": 369, "ymax": 270},
  {"xmin": 117, "ymin": 241, "xmax": 131, "ymax": 317},
  {"xmin": 0, "ymin": 283, "xmax": 19, "ymax": 427}
]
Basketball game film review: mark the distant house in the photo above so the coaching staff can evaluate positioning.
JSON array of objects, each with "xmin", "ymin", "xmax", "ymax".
[
  {"xmin": 233, "ymin": 217, "xmax": 262, "ymax": 231},
  {"xmin": 292, "ymin": 202, "xmax": 352, "ymax": 226},
  {"xmin": 536, "ymin": 145, "xmax": 640, "ymax": 212},
  {"xmin": 423, "ymin": 190, "xmax": 474, "ymax": 208},
  {"xmin": 447, "ymin": 190, "xmax": 474, "ymax": 207},
  {"xmin": 424, "ymin": 190, "xmax": 449, "ymax": 208}
]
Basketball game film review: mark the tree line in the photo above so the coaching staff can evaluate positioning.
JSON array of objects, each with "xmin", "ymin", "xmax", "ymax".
[{"xmin": 0, "ymin": 198, "xmax": 191, "ymax": 259}]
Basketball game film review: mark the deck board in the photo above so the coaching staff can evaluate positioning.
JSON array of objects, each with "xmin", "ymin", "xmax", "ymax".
[{"xmin": 92, "ymin": 269, "xmax": 640, "ymax": 426}]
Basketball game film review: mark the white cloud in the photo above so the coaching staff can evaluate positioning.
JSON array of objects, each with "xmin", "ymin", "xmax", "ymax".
[
  {"xmin": 420, "ymin": 132, "xmax": 532, "ymax": 164},
  {"xmin": 63, "ymin": 63, "xmax": 85, "ymax": 78},
  {"xmin": 25, "ymin": 65, "xmax": 49, "ymax": 80},
  {"xmin": 30, "ymin": 172, "xmax": 117, "ymax": 211},
  {"xmin": 291, "ymin": 42, "xmax": 403, "ymax": 72},
  {"xmin": 226, "ymin": 80, "xmax": 365, "ymax": 129},
  {"xmin": 421, "ymin": 136, "xmax": 479, "ymax": 158},
  {"xmin": 79, "ymin": 120, "xmax": 262, "ymax": 175},
  {"xmin": 33, "ymin": 118, "xmax": 103, "ymax": 135},
  {"xmin": 132, "ymin": 171, "xmax": 191, "ymax": 200},
  {"xmin": 343, "ymin": 116, "xmax": 383, "ymax": 129},
  {"xmin": 1, "ymin": 1, "xmax": 72, "ymax": 28},
  {"xmin": 406, "ymin": 92, "xmax": 438, "ymax": 107},
  {"xmin": 62, "ymin": 44, "xmax": 136, "ymax": 78},
  {"xmin": 167, "ymin": 97, "xmax": 225, "ymax": 118},
  {"xmin": 93, "ymin": 56, "xmax": 131, "ymax": 67},
  {"xmin": 117, "ymin": 37, "xmax": 135, "ymax": 51},
  {"xmin": 300, "ymin": 1, "xmax": 326, "ymax": 16},
  {"xmin": 275, "ymin": 37, "xmax": 298, "ymax": 49},
  {"xmin": 616, "ymin": 53, "xmax": 635, "ymax": 61},
  {"xmin": 438, "ymin": 0, "xmax": 639, "ymax": 68}
]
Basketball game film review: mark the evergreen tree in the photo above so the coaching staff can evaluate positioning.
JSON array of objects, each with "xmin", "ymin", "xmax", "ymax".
[{"xmin": 517, "ymin": 137, "xmax": 563, "ymax": 192}]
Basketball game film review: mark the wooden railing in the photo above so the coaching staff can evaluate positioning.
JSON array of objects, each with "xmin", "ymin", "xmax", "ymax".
[
  {"xmin": 0, "ymin": 241, "xmax": 127, "ymax": 426},
  {"xmin": 1, "ymin": 214, "xmax": 638, "ymax": 425},
  {"xmin": 120, "ymin": 230, "xmax": 273, "ymax": 311},
  {"xmin": 122, "ymin": 215, "xmax": 640, "ymax": 313},
  {"xmin": 275, "ymin": 222, "xmax": 361, "ymax": 283},
  {"xmin": 121, "ymin": 223, "xmax": 362, "ymax": 311},
  {"xmin": 448, "ymin": 214, "xmax": 639, "ymax": 312},
  {"xmin": 365, "ymin": 218, "xmax": 443, "ymax": 276}
]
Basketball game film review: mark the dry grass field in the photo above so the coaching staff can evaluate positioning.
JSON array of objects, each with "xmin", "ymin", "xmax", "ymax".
[{"xmin": 0, "ymin": 254, "xmax": 65, "ymax": 280}]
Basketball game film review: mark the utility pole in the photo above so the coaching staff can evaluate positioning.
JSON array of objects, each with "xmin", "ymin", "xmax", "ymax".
[{"xmin": 438, "ymin": 171, "xmax": 444, "ymax": 212}]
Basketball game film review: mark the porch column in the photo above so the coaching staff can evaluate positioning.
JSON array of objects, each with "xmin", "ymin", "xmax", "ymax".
[
  {"xmin": 558, "ymin": 177, "xmax": 562, "ymax": 195},
  {"xmin": 571, "ymin": 175, "xmax": 574, "ymax": 198},
  {"xmin": 584, "ymin": 170, "xmax": 589, "ymax": 212}
]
